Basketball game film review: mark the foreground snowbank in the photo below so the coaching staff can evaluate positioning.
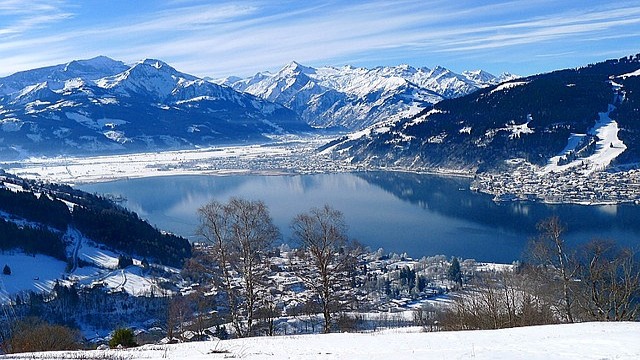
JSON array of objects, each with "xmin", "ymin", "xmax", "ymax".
[{"xmin": 4, "ymin": 322, "xmax": 639, "ymax": 359}]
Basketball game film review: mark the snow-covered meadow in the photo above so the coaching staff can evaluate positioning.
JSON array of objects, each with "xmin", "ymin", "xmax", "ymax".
[
  {"xmin": 0, "ymin": 242, "xmax": 172, "ymax": 303},
  {"xmin": 3, "ymin": 322, "xmax": 639, "ymax": 360},
  {"xmin": 1, "ymin": 136, "xmax": 339, "ymax": 185}
]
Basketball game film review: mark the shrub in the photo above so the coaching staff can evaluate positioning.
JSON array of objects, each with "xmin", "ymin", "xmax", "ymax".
[
  {"xmin": 4, "ymin": 317, "xmax": 80, "ymax": 353},
  {"xmin": 109, "ymin": 328, "xmax": 137, "ymax": 348}
]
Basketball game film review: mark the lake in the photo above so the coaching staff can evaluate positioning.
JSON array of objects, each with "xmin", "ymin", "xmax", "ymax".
[{"xmin": 78, "ymin": 172, "xmax": 640, "ymax": 263}]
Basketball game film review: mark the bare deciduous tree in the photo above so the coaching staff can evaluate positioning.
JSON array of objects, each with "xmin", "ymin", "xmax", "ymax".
[
  {"xmin": 576, "ymin": 239, "xmax": 640, "ymax": 321},
  {"xmin": 197, "ymin": 197, "xmax": 280, "ymax": 337},
  {"xmin": 440, "ymin": 269, "xmax": 556, "ymax": 330},
  {"xmin": 166, "ymin": 295, "xmax": 188, "ymax": 340},
  {"xmin": 527, "ymin": 216, "xmax": 578, "ymax": 323},
  {"xmin": 290, "ymin": 205, "xmax": 360, "ymax": 333}
]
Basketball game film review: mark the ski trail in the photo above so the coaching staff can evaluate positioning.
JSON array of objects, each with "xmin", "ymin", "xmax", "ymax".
[{"xmin": 541, "ymin": 81, "xmax": 627, "ymax": 174}]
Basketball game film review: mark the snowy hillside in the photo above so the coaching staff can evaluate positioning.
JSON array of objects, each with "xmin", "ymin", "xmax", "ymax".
[
  {"xmin": 0, "ymin": 237, "xmax": 177, "ymax": 303},
  {"xmin": 326, "ymin": 54, "xmax": 640, "ymax": 173},
  {"xmin": 4, "ymin": 323, "xmax": 639, "ymax": 359},
  {"xmin": 0, "ymin": 57, "xmax": 306, "ymax": 159},
  {"xmin": 0, "ymin": 172, "xmax": 190, "ymax": 303},
  {"xmin": 218, "ymin": 62, "xmax": 516, "ymax": 130}
]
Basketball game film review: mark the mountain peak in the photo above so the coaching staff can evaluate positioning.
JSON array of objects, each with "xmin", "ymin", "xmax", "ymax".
[
  {"xmin": 94, "ymin": 58, "xmax": 201, "ymax": 99},
  {"xmin": 462, "ymin": 69, "xmax": 497, "ymax": 84},
  {"xmin": 497, "ymin": 72, "xmax": 520, "ymax": 82},
  {"xmin": 67, "ymin": 55, "xmax": 119, "ymax": 66},
  {"xmin": 280, "ymin": 61, "xmax": 316, "ymax": 76},
  {"xmin": 222, "ymin": 61, "xmax": 503, "ymax": 129},
  {"xmin": 430, "ymin": 65, "xmax": 451, "ymax": 74},
  {"xmin": 125, "ymin": 58, "xmax": 198, "ymax": 82},
  {"xmin": 0, "ymin": 57, "xmax": 306, "ymax": 158},
  {"xmin": 140, "ymin": 58, "xmax": 167, "ymax": 68},
  {"xmin": 60, "ymin": 56, "xmax": 128, "ymax": 82},
  {"xmin": 0, "ymin": 56, "xmax": 128, "ymax": 95}
]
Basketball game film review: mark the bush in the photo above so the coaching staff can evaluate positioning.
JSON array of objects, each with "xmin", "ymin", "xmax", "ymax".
[
  {"xmin": 109, "ymin": 328, "xmax": 137, "ymax": 348},
  {"xmin": 4, "ymin": 317, "xmax": 80, "ymax": 353}
]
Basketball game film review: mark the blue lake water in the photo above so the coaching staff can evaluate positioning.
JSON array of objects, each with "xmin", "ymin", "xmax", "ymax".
[{"xmin": 78, "ymin": 172, "xmax": 640, "ymax": 263}]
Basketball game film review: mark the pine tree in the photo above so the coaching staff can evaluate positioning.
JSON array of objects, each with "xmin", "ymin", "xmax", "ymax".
[
  {"xmin": 2, "ymin": 264, "xmax": 10, "ymax": 275},
  {"xmin": 109, "ymin": 328, "xmax": 137, "ymax": 348},
  {"xmin": 447, "ymin": 257, "xmax": 462, "ymax": 288}
]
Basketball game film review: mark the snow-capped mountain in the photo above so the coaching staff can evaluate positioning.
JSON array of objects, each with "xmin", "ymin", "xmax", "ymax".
[
  {"xmin": 0, "ymin": 57, "xmax": 306, "ymax": 159},
  {"xmin": 0, "ymin": 56, "xmax": 129, "ymax": 96},
  {"xmin": 324, "ymin": 54, "xmax": 640, "ymax": 173},
  {"xmin": 218, "ymin": 62, "xmax": 516, "ymax": 129}
]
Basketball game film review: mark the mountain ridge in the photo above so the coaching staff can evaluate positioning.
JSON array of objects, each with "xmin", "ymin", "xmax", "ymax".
[
  {"xmin": 324, "ymin": 54, "xmax": 640, "ymax": 176},
  {"xmin": 0, "ymin": 57, "xmax": 307, "ymax": 159},
  {"xmin": 216, "ymin": 62, "xmax": 518, "ymax": 130}
]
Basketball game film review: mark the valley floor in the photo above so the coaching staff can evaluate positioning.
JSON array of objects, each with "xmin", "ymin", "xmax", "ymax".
[
  {"xmin": 0, "ymin": 136, "xmax": 349, "ymax": 185},
  {"xmin": 3, "ymin": 135, "xmax": 640, "ymax": 205},
  {"xmin": 3, "ymin": 322, "xmax": 639, "ymax": 360}
]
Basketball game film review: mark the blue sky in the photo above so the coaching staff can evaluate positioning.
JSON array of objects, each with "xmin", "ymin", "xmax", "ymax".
[{"xmin": 1, "ymin": 0, "xmax": 639, "ymax": 78}]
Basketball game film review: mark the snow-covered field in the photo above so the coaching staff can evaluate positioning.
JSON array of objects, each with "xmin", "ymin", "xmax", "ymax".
[
  {"xmin": 1, "ymin": 136, "xmax": 338, "ymax": 185},
  {"xmin": 0, "ymin": 252, "xmax": 67, "ymax": 302},
  {"xmin": 3, "ymin": 322, "xmax": 639, "ymax": 359},
  {"xmin": 0, "ymin": 232, "xmax": 176, "ymax": 303}
]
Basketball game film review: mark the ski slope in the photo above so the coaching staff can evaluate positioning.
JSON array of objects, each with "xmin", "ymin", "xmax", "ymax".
[{"xmin": 542, "ymin": 85, "xmax": 627, "ymax": 175}]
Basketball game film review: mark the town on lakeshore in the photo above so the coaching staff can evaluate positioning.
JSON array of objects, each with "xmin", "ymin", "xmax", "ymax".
[{"xmin": 473, "ymin": 161, "xmax": 640, "ymax": 205}]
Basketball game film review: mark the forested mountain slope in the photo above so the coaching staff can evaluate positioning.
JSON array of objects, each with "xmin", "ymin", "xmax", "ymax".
[
  {"xmin": 327, "ymin": 54, "xmax": 640, "ymax": 173},
  {"xmin": 0, "ymin": 170, "xmax": 191, "ymax": 267}
]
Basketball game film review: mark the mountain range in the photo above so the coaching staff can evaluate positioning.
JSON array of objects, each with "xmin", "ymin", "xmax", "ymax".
[
  {"xmin": 325, "ymin": 54, "xmax": 640, "ymax": 173},
  {"xmin": 4, "ymin": 53, "xmax": 638, "ymax": 176},
  {"xmin": 0, "ymin": 56, "xmax": 513, "ymax": 159},
  {"xmin": 217, "ymin": 62, "xmax": 516, "ymax": 129},
  {"xmin": 0, "ymin": 57, "xmax": 306, "ymax": 159}
]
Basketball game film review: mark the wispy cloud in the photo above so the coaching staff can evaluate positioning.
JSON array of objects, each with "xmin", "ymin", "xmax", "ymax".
[
  {"xmin": 436, "ymin": 5, "xmax": 640, "ymax": 52},
  {"xmin": 0, "ymin": 0, "xmax": 73, "ymax": 38},
  {"xmin": 0, "ymin": 0, "xmax": 64, "ymax": 14},
  {"xmin": 0, "ymin": 0, "xmax": 638, "ymax": 78}
]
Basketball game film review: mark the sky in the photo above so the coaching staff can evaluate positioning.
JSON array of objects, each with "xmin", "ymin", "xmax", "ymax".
[{"xmin": 0, "ymin": 0, "xmax": 639, "ymax": 79}]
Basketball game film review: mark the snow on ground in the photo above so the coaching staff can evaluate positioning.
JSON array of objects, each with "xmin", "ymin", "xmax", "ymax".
[
  {"xmin": 69, "ymin": 237, "xmax": 170, "ymax": 296},
  {"xmin": 619, "ymin": 68, "xmax": 640, "ymax": 78},
  {"xmin": 0, "ymin": 229, "xmax": 171, "ymax": 302},
  {"xmin": 4, "ymin": 322, "xmax": 639, "ymax": 360},
  {"xmin": 0, "ymin": 252, "xmax": 67, "ymax": 302},
  {"xmin": 475, "ymin": 262, "xmax": 515, "ymax": 272},
  {"xmin": 547, "ymin": 133, "xmax": 587, "ymax": 167},
  {"xmin": 542, "ymin": 104, "xmax": 626, "ymax": 175},
  {"xmin": 489, "ymin": 81, "xmax": 528, "ymax": 94},
  {"xmin": 1, "ymin": 137, "xmax": 334, "ymax": 185},
  {"xmin": 77, "ymin": 239, "xmax": 120, "ymax": 269},
  {"xmin": 506, "ymin": 120, "xmax": 534, "ymax": 139},
  {"xmin": 0, "ymin": 181, "xmax": 26, "ymax": 193}
]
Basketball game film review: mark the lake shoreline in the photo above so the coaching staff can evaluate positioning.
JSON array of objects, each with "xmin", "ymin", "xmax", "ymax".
[
  {"xmin": 76, "ymin": 172, "xmax": 640, "ymax": 264},
  {"xmin": 3, "ymin": 141, "xmax": 639, "ymax": 206}
]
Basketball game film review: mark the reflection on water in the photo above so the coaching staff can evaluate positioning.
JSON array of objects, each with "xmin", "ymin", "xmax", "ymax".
[{"xmin": 78, "ymin": 172, "xmax": 640, "ymax": 263}]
